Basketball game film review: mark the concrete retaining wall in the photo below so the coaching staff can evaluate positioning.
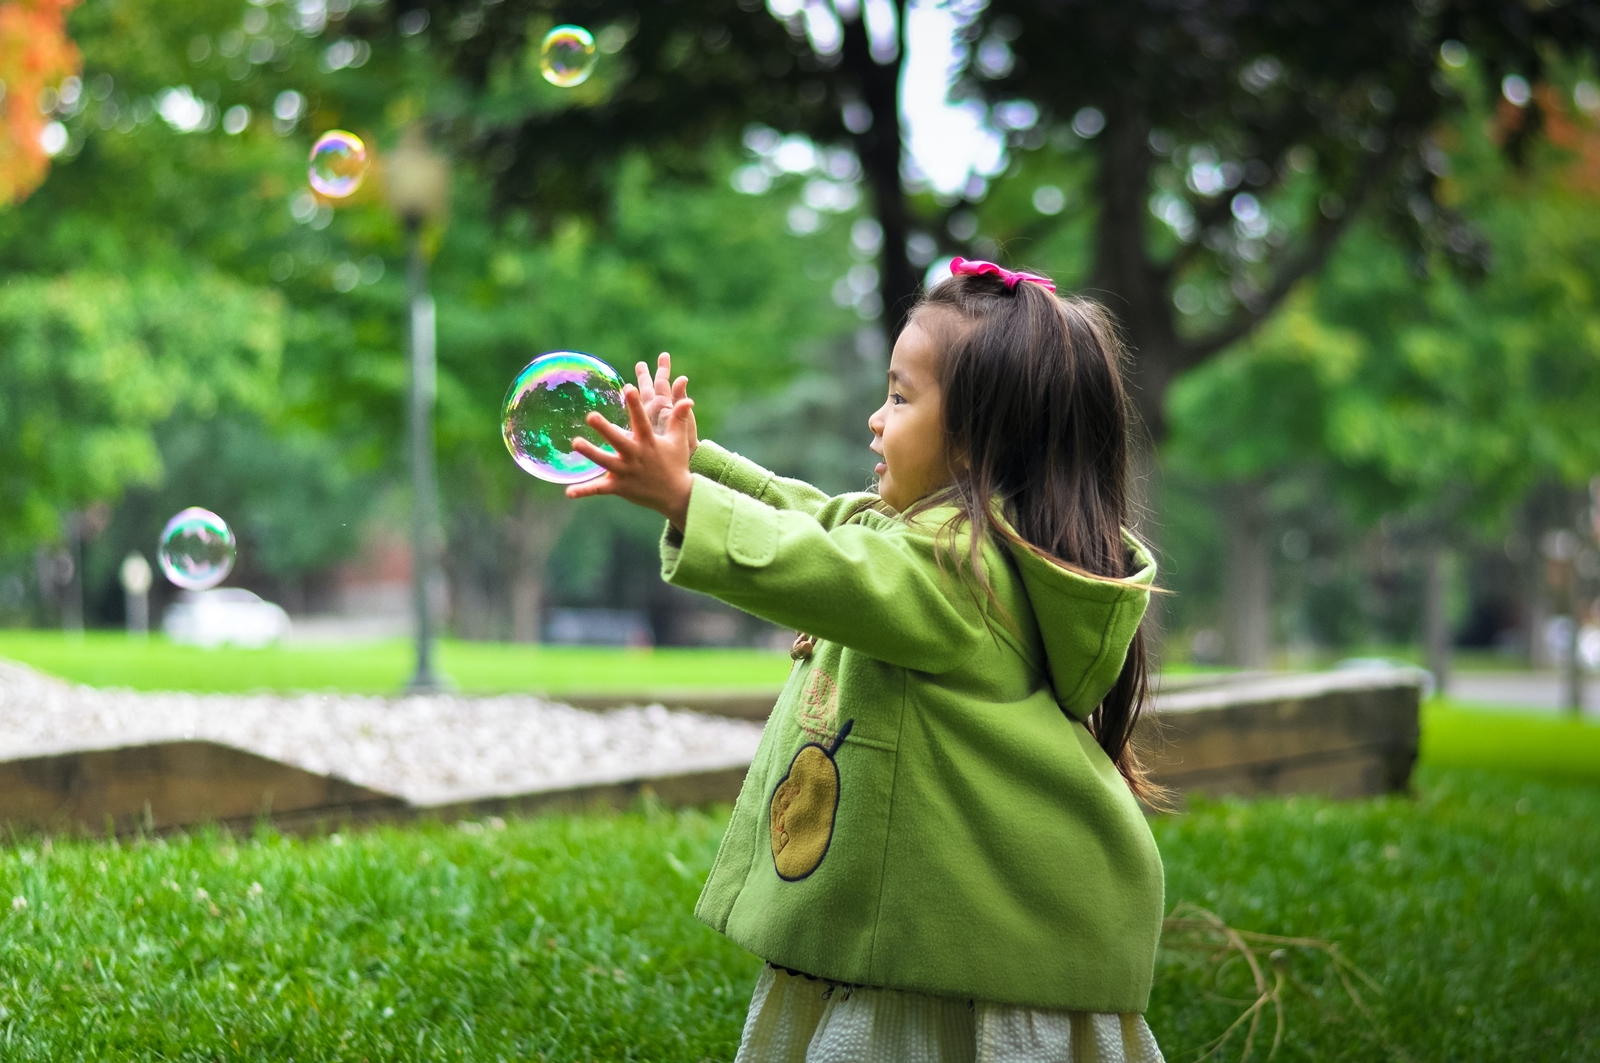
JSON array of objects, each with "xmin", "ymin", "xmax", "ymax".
[
  {"xmin": 0, "ymin": 668, "xmax": 1422, "ymax": 837},
  {"xmin": 1141, "ymin": 668, "xmax": 1424, "ymax": 800},
  {"xmin": 0, "ymin": 740, "xmax": 404, "ymax": 836}
]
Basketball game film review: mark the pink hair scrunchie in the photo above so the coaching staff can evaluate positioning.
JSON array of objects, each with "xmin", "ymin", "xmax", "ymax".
[{"xmin": 948, "ymin": 256, "xmax": 1057, "ymax": 293}]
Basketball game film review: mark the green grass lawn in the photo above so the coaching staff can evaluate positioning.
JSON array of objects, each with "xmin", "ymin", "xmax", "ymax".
[
  {"xmin": 0, "ymin": 766, "xmax": 1593, "ymax": 1061},
  {"xmin": 0, "ymin": 630, "xmax": 1570, "ymax": 700},
  {"xmin": 0, "ymin": 630, "xmax": 792, "ymax": 696},
  {"xmin": 2, "ymin": 633, "xmax": 1596, "ymax": 1058},
  {"xmin": 1423, "ymin": 700, "xmax": 1600, "ymax": 785}
]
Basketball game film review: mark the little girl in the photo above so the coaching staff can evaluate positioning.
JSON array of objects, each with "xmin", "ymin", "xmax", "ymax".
[{"xmin": 566, "ymin": 259, "xmax": 1166, "ymax": 1063}]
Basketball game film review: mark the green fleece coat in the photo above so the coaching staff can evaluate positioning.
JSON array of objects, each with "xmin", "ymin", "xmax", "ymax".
[{"xmin": 660, "ymin": 442, "xmax": 1164, "ymax": 1013}]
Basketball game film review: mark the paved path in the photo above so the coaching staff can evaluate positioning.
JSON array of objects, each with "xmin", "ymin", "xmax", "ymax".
[{"xmin": 1447, "ymin": 670, "xmax": 1599, "ymax": 716}]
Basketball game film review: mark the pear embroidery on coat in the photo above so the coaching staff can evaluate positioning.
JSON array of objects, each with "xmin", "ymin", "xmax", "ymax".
[
  {"xmin": 796, "ymin": 663, "xmax": 840, "ymax": 743},
  {"xmin": 769, "ymin": 718, "xmax": 854, "ymax": 881}
]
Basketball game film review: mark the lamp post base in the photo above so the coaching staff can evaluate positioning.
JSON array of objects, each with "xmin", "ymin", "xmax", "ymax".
[{"xmin": 403, "ymin": 667, "xmax": 454, "ymax": 696}]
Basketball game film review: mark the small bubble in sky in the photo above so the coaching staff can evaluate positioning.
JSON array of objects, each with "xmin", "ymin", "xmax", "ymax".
[
  {"xmin": 157, "ymin": 508, "xmax": 236, "ymax": 590},
  {"xmin": 308, "ymin": 129, "xmax": 368, "ymax": 198},
  {"xmin": 540, "ymin": 25, "xmax": 597, "ymax": 88},
  {"xmin": 501, "ymin": 352, "xmax": 627, "ymax": 484}
]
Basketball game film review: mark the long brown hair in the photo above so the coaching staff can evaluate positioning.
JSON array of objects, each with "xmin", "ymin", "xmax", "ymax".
[{"xmin": 910, "ymin": 271, "xmax": 1161, "ymax": 801}]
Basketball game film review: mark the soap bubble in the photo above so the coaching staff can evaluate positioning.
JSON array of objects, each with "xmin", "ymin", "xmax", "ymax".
[
  {"xmin": 502, "ymin": 351, "xmax": 627, "ymax": 484},
  {"xmin": 540, "ymin": 25, "xmax": 597, "ymax": 87},
  {"xmin": 157, "ymin": 508, "xmax": 237, "ymax": 591},
  {"xmin": 308, "ymin": 130, "xmax": 368, "ymax": 198}
]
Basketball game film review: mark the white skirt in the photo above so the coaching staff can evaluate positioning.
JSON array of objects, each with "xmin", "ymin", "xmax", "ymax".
[{"xmin": 734, "ymin": 964, "xmax": 1165, "ymax": 1063}]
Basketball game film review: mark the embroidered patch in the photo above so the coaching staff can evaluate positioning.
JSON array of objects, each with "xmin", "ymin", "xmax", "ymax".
[
  {"xmin": 769, "ymin": 719, "xmax": 853, "ymax": 882},
  {"xmin": 796, "ymin": 665, "xmax": 839, "ymax": 744}
]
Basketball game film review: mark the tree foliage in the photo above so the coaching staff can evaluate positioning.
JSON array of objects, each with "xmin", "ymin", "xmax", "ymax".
[
  {"xmin": 0, "ymin": 0, "xmax": 859, "ymax": 631},
  {"xmin": 1167, "ymin": 88, "xmax": 1600, "ymax": 536},
  {"xmin": 366, "ymin": 0, "xmax": 920, "ymax": 331},
  {"xmin": 0, "ymin": 271, "xmax": 281, "ymax": 549},
  {"xmin": 0, "ymin": 0, "xmax": 80, "ymax": 204},
  {"xmin": 394, "ymin": 0, "xmax": 1600, "ymax": 438},
  {"xmin": 973, "ymin": 0, "xmax": 1600, "ymax": 431}
]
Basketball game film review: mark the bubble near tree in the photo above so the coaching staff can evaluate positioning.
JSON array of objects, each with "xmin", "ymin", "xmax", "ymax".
[
  {"xmin": 308, "ymin": 130, "xmax": 369, "ymax": 198},
  {"xmin": 501, "ymin": 351, "xmax": 627, "ymax": 484},
  {"xmin": 157, "ymin": 508, "xmax": 236, "ymax": 591},
  {"xmin": 540, "ymin": 25, "xmax": 597, "ymax": 87}
]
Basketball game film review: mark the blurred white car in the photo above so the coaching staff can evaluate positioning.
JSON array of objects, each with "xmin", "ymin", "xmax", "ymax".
[
  {"xmin": 1544, "ymin": 617, "xmax": 1600, "ymax": 672},
  {"xmin": 162, "ymin": 588, "xmax": 291, "ymax": 649}
]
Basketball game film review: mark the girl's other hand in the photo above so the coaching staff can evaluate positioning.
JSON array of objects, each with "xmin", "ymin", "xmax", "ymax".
[
  {"xmin": 634, "ymin": 351, "xmax": 699, "ymax": 452},
  {"xmin": 565, "ymin": 383, "xmax": 696, "ymax": 530}
]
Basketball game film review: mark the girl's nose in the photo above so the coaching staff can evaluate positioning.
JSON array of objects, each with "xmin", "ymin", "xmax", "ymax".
[{"xmin": 867, "ymin": 402, "xmax": 887, "ymax": 436}]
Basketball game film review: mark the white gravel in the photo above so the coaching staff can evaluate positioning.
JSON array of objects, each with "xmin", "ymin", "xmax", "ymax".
[{"xmin": 0, "ymin": 659, "xmax": 765, "ymax": 807}]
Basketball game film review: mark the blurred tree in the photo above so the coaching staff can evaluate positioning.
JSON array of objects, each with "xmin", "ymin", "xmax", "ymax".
[
  {"xmin": 980, "ymin": 0, "xmax": 1600, "ymax": 437},
  {"xmin": 364, "ymin": 0, "xmax": 917, "ymax": 327},
  {"xmin": 390, "ymin": 0, "xmax": 1600, "ymax": 438},
  {"xmin": 0, "ymin": 0, "xmax": 860, "ymax": 639},
  {"xmin": 428, "ymin": 157, "xmax": 853, "ymax": 639},
  {"xmin": 1166, "ymin": 81, "xmax": 1600, "ymax": 673},
  {"xmin": 0, "ymin": 272, "xmax": 281, "ymax": 553},
  {"xmin": 0, "ymin": 0, "xmax": 409, "ymax": 619},
  {"xmin": 0, "ymin": 0, "xmax": 80, "ymax": 204},
  {"xmin": 718, "ymin": 328, "xmax": 887, "ymax": 495},
  {"xmin": 377, "ymin": 0, "xmax": 1600, "ymax": 660}
]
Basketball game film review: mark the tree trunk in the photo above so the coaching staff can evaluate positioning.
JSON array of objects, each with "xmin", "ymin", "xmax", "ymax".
[
  {"xmin": 1422, "ymin": 542, "xmax": 1452, "ymax": 696},
  {"xmin": 1222, "ymin": 481, "xmax": 1271, "ymax": 669},
  {"xmin": 1562, "ymin": 608, "xmax": 1585, "ymax": 716},
  {"xmin": 1088, "ymin": 95, "xmax": 1181, "ymax": 442},
  {"xmin": 443, "ymin": 472, "xmax": 521, "ymax": 641},
  {"xmin": 1555, "ymin": 563, "xmax": 1584, "ymax": 715},
  {"xmin": 841, "ymin": 2, "xmax": 916, "ymax": 342},
  {"xmin": 505, "ymin": 485, "xmax": 575, "ymax": 644},
  {"xmin": 58, "ymin": 514, "xmax": 85, "ymax": 634},
  {"xmin": 1129, "ymin": 431, "xmax": 1169, "ymax": 665},
  {"xmin": 443, "ymin": 508, "xmax": 499, "ymax": 641}
]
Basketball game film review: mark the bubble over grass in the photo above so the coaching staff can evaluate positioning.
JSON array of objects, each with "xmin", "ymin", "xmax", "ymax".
[
  {"xmin": 157, "ymin": 508, "xmax": 236, "ymax": 591},
  {"xmin": 308, "ymin": 130, "xmax": 368, "ymax": 198},
  {"xmin": 540, "ymin": 25, "xmax": 597, "ymax": 87},
  {"xmin": 501, "ymin": 351, "xmax": 627, "ymax": 484}
]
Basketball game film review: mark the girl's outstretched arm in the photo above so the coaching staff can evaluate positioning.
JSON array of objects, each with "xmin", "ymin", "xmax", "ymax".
[
  {"xmin": 563, "ymin": 391, "xmax": 983, "ymax": 672},
  {"xmin": 660, "ymin": 477, "xmax": 988, "ymax": 674},
  {"xmin": 687, "ymin": 442, "xmax": 878, "ymax": 529},
  {"xmin": 634, "ymin": 353, "xmax": 877, "ymax": 528}
]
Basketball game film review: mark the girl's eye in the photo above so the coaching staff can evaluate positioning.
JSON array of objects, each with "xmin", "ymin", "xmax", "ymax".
[{"xmin": 890, "ymin": 392, "xmax": 905, "ymax": 405}]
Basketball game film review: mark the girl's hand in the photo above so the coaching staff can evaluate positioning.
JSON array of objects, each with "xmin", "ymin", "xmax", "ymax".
[
  {"xmin": 634, "ymin": 351, "xmax": 699, "ymax": 452},
  {"xmin": 565, "ymin": 383, "xmax": 696, "ymax": 530}
]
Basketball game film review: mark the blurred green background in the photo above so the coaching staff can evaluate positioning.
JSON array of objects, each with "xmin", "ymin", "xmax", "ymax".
[{"xmin": 2, "ymin": 0, "xmax": 1599, "ymax": 703}]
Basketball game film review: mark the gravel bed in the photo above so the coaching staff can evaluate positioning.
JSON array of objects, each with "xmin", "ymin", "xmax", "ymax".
[{"xmin": 0, "ymin": 660, "xmax": 766, "ymax": 807}]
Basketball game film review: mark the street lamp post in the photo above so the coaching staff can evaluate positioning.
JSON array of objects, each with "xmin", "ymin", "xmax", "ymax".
[{"xmin": 385, "ymin": 126, "xmax": 451, "ymax": 695}]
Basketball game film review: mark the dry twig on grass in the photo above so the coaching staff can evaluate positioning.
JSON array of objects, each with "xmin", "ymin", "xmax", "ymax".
[{"xmin": 1160, "ymin": 902, "xmax": 1398, "ymax": 1063}]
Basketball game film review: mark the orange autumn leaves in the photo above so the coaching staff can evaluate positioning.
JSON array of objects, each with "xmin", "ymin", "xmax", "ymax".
[{"xmin": 0, "ymin": 0, "xmax": 80, "ymax": 206}]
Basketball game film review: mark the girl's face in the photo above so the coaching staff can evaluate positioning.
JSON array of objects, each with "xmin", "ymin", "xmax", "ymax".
[{"xmin": 869, "ymin": 315, "xmax": 953, "ymax": 511}]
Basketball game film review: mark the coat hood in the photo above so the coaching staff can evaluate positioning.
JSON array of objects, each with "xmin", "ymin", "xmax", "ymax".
[{"xmin": 1005, "ymin": 530, "xmax": 1156, "ymax": 721}]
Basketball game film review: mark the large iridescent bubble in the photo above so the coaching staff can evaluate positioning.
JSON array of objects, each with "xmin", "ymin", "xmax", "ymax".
[
  {"xmin": 501, "ymin": 351, "xmax": 627, "ymax": 484},
  {"xmin": 308, "ymin": 130, "xmax": 368, "ymax": 198},
  {"xmin": 540, "ymin": 25, "xmax": 597, "ymax": 87},
  {"xmin": 157, "ymin": 508, "xmax": 237, "ymax": 591}
]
